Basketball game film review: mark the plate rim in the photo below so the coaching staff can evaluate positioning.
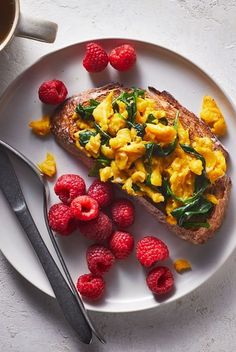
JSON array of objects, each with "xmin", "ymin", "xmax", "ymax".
[{"xmin": 0, "ymin": 37, "xmax": 235, "ymax": 313}]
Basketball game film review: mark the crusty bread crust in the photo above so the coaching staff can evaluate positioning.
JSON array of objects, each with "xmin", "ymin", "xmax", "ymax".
[{"xmin": 51, "ymin": 83, "xmax": 231, "ymax": 244}]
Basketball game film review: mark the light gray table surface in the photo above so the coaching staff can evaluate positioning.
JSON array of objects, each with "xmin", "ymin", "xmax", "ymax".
[{"xmin": 1, "ymin": 1, "xmax": 236, "ymax": 351}]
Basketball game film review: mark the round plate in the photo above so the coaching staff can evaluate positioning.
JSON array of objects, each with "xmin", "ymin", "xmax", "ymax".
[{"xmin": 0, "ymin": 39, "xmax": 235, "ymax": 313}]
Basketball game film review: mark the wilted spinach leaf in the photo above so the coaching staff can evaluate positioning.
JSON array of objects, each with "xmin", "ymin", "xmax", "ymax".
[
  {"xmin": 180, "ymin": 144, "xmax": 206, "ymax": 169},
  {"xmin": 146, "ymin": 114, "xmax": 168, "ymax": 126},
  {"xmin": 171, "ymin": 196, "xmax": 213, "ymax": 228},
  {"xmin": 146, "ymin": 114, "xmax": 156, "ymax": 124},
  {"xmin": 94, "ymin": 123, "xmax": 111, "ymax": 145},
  {"xmin": 113, "ymin": 88, "xmax": 144, "ymax": 123},
  {"xmin": 179, "ymin": 143, "xmax": 210, "ymax": 203},
  {"xmin": 78, "ymin": 130, "xmax": 96, "ymax": 147},
  {"xmin": 75, "ymin": 99, "xmax": 99, "ymax": 120},
  {"xmin": 88, "ymin": 156, "xmax": 111, "ymax": 177},
  {"xmin": 159, "ymin": 117, "xmax": 168, "ymax": 126},
  {"xmin": 132, "ymin": 183, "xmax": 141, "ymax": 192},
  {"xmin": 125, "ymin": 121, "xmax": 146, "ymax": 137}
]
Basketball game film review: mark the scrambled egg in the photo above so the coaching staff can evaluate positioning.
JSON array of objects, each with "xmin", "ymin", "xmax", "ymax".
[
  {"xmin": 72, "ymin": 90, "xmax": 227, "ymax": 225},
  {"xmin": 37, "ymin": 153, "xmax": 56, "ymax": 177},
  {"xmin": 136, "ymin": 97, "xmax": 166, "ymax": 123},
  {"xmin": 200, "ymin": 95, "xmax": 227, "ymax": 136},
  {"xmin": 93, "ymin": 92, "xmax": 114, "ymax": 131},
  {"xmin": 29, "ymin": 115, "xmax": 51, "ymax": 136},
  {"xmin": 166, "ymin": 199, "xmax": 180, "ymax": 225},
  {"xmin": 145, "ymin": 123, "xmax": 176, "ymax": 144},
  {"xmin": 192, "ymin": 137, "xmax": 226, "ymax": 183},
  {"xmin": 85, "ymin": 134, "xmax": 101, "ymax": 158},
  {"xmin": 174, "ymin": 259, "xmax": 192, "ymax": 273},
  {"xmin": 166, "ymin": 145, "xmax": 203, "ymax": 200}
]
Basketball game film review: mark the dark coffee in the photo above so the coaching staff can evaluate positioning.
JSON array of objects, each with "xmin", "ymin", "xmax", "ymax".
[{"xmin": 0, "ymin": 0, "xmax": 15, "ymax": 44}]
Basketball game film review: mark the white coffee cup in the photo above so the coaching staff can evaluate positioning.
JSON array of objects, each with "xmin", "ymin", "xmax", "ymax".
[{"xmin": 0, "ymin": 0, "xmax": 58, "ymax": 51}]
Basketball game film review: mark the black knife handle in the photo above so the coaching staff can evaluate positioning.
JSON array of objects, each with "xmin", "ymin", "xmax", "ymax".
[
  {"xmin": 0, "ymin": 149, "xmax": 92, "ymax": 344},
  {"xmin": 18, "ymin": 208, "xmax": 92, "ymax": 344}
]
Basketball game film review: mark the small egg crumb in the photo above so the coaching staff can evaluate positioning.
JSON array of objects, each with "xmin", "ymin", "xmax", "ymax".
[
  {"xmin": 29, "ymin": 115, "xmax": 51, "ymax": 136},
  {"xmin": 200, "ymin": 96, "xmax": 227, "ymax": 137},
  {"xmin": 37, "ymin": 152, "xmax": 56, "ymax": 177},
  {"xmin": 174, "ymin": 259, "xmax": 192, "ymax": 274}
]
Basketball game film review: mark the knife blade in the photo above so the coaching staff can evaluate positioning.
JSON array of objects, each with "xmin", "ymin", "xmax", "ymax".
[{"xmin": 0, "ymin": 146, "xmax": 92, "ymax": 344}]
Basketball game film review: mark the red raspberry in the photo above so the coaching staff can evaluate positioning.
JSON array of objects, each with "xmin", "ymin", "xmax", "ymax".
[
  {"xmin": 54, "ymin": 174, "xmax": 86, "ymax": 205},
  {"xmin": 83, "ymin": 42, "xmax": 108, "ymax": 73},
  {"xmin": 87, "ymin": 179, "xmax": 114, "ymax": 208},
  {"xmin": 109, "ymin": 44, "xmax": 136, "ymax": 71},
  {"xmin": 136, "ymin": 236, "xmax": 169, "ymax": 267},
  {"xmin": 70, "ymin": 195, "xmax": 99, "ymax": 221},
  {"xmin": 108, "ymin": 231, "xmax": 134, "ymax": 259},
  {"xmin": 77, "ymin": 273, "xmax": 105, "ymax": 300},
  {"xmin": 38, "ymin": 80, "xmax": 68, "ymax": 105},
  {"xmin": 86, "ymin": 245, "xmax": 115, "ymax": 275},
  {"xmin": 48, "ymin": 203, "xmax": 77, "ymax": 236},
  {"xmin": 111, "ymin": 198, "xmax": 135, "ymax": 228},
  {"xmin": 78, "ymin": 211, "xmax": 113, "ymax": 242},
  {"xmin": 146, "ymin": 266, "xmax": 174, "ymax": 295}
]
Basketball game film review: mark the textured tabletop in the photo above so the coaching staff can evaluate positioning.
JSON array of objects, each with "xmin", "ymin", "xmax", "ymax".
[{"xmin": 1, "ymin": 1, "xmax": 236, "ymax": 351}]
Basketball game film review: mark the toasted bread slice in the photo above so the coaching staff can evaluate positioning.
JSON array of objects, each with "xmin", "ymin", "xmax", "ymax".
[{"xmin": 51, "ymin": 83, "xmax": 231, "ymax": 244}]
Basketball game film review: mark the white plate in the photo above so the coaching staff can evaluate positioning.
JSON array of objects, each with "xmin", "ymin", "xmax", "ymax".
[{"xmin": 0, "ymin": 39, "xmax": 235, "ymax": 313}]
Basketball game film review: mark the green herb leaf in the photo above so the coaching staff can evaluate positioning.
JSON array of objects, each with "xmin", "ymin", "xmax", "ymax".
[
  {"xmin": 131, "ymin": 87, "xmax": 145, "ymax": 96},
  {"xmin": 94, "ymin": 123, "xmax": 111, "ymax": 145},
  {"xmin": 193, "ymin": 174, "xmax": 210, "ymax": 198},
  {"xmin": 134, "ymin": 123, "xmax": 146, "ymax": 137},
  {"xmin": 75, "ymin": 99, "xmax": 99, "ymax": 121},
  {"xmin": 146, "ymin": 114, "xmax": 156, "ymax": 123},
  {"xmin": 159, "ymin": 117, "xmax": 168, "ymax": 126},
  {"xmin": 89, "ymin": 99, "xmax": 100, "ymax": 107},
  {"xmin": 145, "ymin": 142, "xmax": 155, "ymax": 164},
  {"xmin": 88, "ymin": 156, "xmax": 111, "ymax": 177},
  {"xmin": 126, "ymin": 121, "xmax": 146, "ymax": 137},
  {"xmin": 146, "ymin": 115, "xmax": 168, "ymax": 125},
  {"xmin": 113, "ymin": 88, "xmax": 144, "ymax": 124},
  {"xmin": 113, "ymin": 102, "xmax": 119, "ymax": 113},
  {"xmin": 132, "ymin": 183, "xmax": 141, "ymax": 192},
  {"xmin": 162, "ymin": 175, "xmax": 210, "ymax": 205},
  {"xmin": 171, "ymin": 197, "xmax": 213, "ymax": 227},
  {"xmin": 145, "ymin": 173, "xmax": 152, "ymax": 186},
  {"xmin": 78, "ymin": 130, "xmax": 96, "ymax": 147},
  {"xmin": 180, "ymin": 144, "xmax": 206, "ymax": 169},
  {"xmin": 161, "ymin": 178, "xmax": 183, "ymax": 202},
  {"xmin": 179, "ymin": 143, "xmax": 210, "ymax": 203}
]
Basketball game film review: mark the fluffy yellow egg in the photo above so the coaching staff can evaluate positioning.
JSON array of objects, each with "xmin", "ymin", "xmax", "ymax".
[
  {"xmin": 93, "ymin": 91, "xmax": 114, "ymax": 131},
  {"xmin": 200, "ymin": 95, "xmax": 227, "ymax": 136},
  {"xmin": 29, "ymin": 115, "xmax": 51, "ymax": 136},
  {"xmin": 85, "ymin": 134, "xmax": 101, "ymax": 158},
  {"xmin": 37, "ymin": 152, "xmax": 56, "ymax": 177},
  {"xmin": 145, "ymin": 123, "xmax": 176, "ymax": 144}
]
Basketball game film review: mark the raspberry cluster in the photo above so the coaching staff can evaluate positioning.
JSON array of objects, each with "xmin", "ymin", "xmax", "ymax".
[
  {"xmin": 48, "ymin": 174, "xmax": 174, "ymax": 301},
  {"xmin": 83, "ymin": 42, "xmax": 136, "ymax": 73},
  {"xmin": 48, "ymin": 175, "xmax": 136, "ymax": 300},
  {"xmin": 38, "ymin": 44, "xmax": 136, "ymax": 105}
]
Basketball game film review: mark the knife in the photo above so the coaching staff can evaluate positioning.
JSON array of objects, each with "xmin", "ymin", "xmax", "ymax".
[{"xmin": 0, "ymin": 146, "xmax": 92, "ymax": 344}]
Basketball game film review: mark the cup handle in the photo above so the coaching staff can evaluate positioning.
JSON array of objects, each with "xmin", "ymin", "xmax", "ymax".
[{"xmin": 15, "ymin": 13, "xmax": 58, "ymax": 43}]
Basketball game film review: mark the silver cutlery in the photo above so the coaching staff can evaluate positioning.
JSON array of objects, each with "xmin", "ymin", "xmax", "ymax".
[{"xmin": 0, "ymin": 140, "xmax": 105, "ymax": 344}]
